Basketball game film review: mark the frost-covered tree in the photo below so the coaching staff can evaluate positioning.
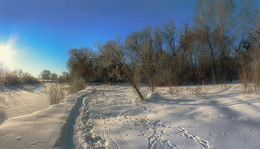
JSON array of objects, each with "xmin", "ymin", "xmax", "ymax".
[
  {"xmin": 100, "ymin": 38, "xmax": 144, "ymax": 100},
  {"xmin": 40, "ymin": 70, "xmax": 51, "ymax": 81},
  {"xmin": 67, "ymin": 48, "xmax": 94, "ymax": 82},
  {"xmin": 51, "ymin": 73, "xmax": 58, "ymax": 81}
]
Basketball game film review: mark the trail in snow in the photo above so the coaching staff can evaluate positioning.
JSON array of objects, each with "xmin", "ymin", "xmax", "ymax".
[
  {"xmin": 53, "ymin": 94, "xmax": 89, "ymax": 149},
  {"xmin": 73, "ymin": 88, "xmax": 106, "ymax": 149},
  {"xmin": 73, "ymin": 85, "xmax": 211, "ymax": 149}
]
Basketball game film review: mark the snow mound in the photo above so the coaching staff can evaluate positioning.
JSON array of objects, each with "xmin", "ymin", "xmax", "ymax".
[
  {"xmin": 132, "ymin": 92, "xmax": 161, "ymax": 102},
  {"xmin": 131, "ymin": 96, "xmax": 139, "ymax": 102},
  {"xmin": 145, "ymin": 92, "xmax": 160, "ymax": 100}
]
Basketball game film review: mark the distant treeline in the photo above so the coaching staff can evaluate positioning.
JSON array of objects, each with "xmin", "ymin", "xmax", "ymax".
[
  {"xmin": 67, "ymin": 0, "xmax": 260, "ymax": 89},
  {"xmin": 39, "ymin": 70, "xmax": 70, "ymax": 83}
]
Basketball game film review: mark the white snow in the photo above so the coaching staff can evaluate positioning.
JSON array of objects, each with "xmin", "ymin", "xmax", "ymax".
[
  {"xmin": 1, "ymin": 83, "xmax": 260, "ymax": 149},
  {"xmin": 0, "ymin": 85, "xmax": 94, "ymax": 149},
  {"xmin": 0, "ymin": 84, "xmax": 50, "ymax": 124}
]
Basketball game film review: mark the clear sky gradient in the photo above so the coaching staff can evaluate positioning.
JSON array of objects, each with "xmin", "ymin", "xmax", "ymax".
[{"xmin": 0, "ymin": 0, "xmax": 259, "ymax": 76}]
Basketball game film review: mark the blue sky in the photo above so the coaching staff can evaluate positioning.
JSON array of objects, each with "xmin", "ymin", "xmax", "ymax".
[{"xmin": 0, "ymin": 0, "xmax": 258, "ymax": 76}]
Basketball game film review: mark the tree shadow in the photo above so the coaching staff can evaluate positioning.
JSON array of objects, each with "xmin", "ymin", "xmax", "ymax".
[
  {"xmin": 146, "ymin": 96, "xmax": 198, "ymax": 106},
  {"xmin": 0, "ymin": 84, "xmax": 24, "ymax": 95},
  {"xmin": 208, "ymin": 86, "xmax": 232, "ymax": 95},
  {"xmin": 0, "ymin": 110, "xmax": 6, "ymax": 125},
  {"xmin": 206, "ymin": 91, "xmax": 242, "ymax": 100},
  {"xmin": 146, "ymin": 91, "xmax": 260, "ymax": 118},
  {"xmin": 209, "ymin": 99, "xmax": 260, "ymax": 129}
]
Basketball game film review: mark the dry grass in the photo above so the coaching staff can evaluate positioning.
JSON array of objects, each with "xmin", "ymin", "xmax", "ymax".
[
  {"xmin": 69, "ymin": 78, "xmax": 86, "ymax": 94},
  {"xmin": 0, "ymin": 68, "xmax": 39, "ymax": 85},
  {"xmin": 189, "ymin": 85, "xmax": 207, "ymax": 98},
  {"xmin": 48, "ymin": 78, "xmax": 86, "ymax": 105},
  {"xmin": 134, "ymin": 115, "xmax": 149, "ymax": 126},
  {"xmin": 48, "ymin": 85, "xmax": 65, "ymax": 105},
  {"xmin": 169, "ymin": 86, "xmax": 183, "ymax": 97}
]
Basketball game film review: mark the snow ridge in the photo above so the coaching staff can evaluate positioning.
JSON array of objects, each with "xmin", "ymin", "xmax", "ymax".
[{"xmin": 73, "ymin": 88, "xmax": 106, "ymax": 149}]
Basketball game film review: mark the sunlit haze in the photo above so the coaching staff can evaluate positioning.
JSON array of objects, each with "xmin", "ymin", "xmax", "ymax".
[{"xmin": 0, "ymin": 35, "xmax": 18, "ymax": 70}]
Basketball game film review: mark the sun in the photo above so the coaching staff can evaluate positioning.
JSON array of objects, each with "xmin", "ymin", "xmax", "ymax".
[
  {"xmin": 0, "ymin": 36, "xmax": 18, "ymax": 69},
  {"xmin": 0, "ymin": 44, "xmax": 16, "ymax": 69}
]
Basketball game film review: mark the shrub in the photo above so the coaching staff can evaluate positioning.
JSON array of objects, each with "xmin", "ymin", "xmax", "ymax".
[
  {"xmin": 134, "ymin": 115, "xmax": 149, "ymax": 126},
  {"xmin": 69, "ymin": 78, "xmax": 86, "ymax": 93},
  {"xmin": 0, "ymin": 65, "xmax": 4, "ymax": 85},
  {"xmin": 5, "ymin": 73, "xmax": 21, "ymax": 84},
  {"xmin": 0, "ymin": 69, "xmax": 39, "ymax": 85},
  {"xmin": 239, "ymin": 64, "xmax": 254, "ymax": 94},
  {"xmin": 169, "ymin": 86, "xmax": 183, "ymax": 97},
  {"xmin": 48, "ymin": 85, "xmax": 65, "ymax": 105},
  {"xmin": 189, "ymin": 85, "xmax": 207, "ymax": 98},
  {"xmin": 21, "ymin": 73, "xmax": 40, "ymax": 84}
]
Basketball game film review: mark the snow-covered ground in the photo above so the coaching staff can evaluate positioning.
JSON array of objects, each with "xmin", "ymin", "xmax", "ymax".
[
  {"xmin": 0, "ymin": 84, "xmax": 50, "ymax": 124},
  {"xmin": 0, "ymin": 83, "xmax": 260, "ymax": 149}
]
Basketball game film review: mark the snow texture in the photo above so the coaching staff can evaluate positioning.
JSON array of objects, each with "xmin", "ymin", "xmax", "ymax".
[{"xmin": 1, "ymin": 83, "xmax": 260, "ymax": 149}]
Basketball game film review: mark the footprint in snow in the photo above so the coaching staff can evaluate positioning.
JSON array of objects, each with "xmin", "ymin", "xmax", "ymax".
[{"xmin": 178, "ymin": 127, "xmax": 210, "ymax": 148}]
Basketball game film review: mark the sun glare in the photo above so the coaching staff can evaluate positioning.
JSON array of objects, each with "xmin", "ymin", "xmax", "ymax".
[{"xmin": 0, "ymin": 36, "xmax": 17, "ymax": 69}]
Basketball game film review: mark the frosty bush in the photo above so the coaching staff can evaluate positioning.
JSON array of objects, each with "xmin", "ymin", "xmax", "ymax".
[
  {"xmin": 5, "ymin": 73, "xmax": 20, "ymax": 84},
  {"xmin": 134, "ymin": 115, "xmax": 149, "ymax": 126},
  {"xmin": 169, "ymin": 86, "xmax": 183, "ymax": 97},
  {"xmin": 69, "ymin": 78, "xmax": 86, "ymax": 93},
  {"xmin": 189, "ymin": 86, "xmax": 207, "ymax": 98},
  {"xmin": 21, "ymin": 73, "xmax": 40, "ymax": 84},
  {"xmin": 0, "ymin": 65, "xmax": 4, "ymax": 85},
  {"xmin": 0, "ymin": 68, "xmax": 39, "ymax": 85},
  {"xmin": 48, "ymin": 85, "xmax": 64, "ymax": 105}
]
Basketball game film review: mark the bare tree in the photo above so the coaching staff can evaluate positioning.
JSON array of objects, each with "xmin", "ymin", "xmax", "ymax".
[
  {"xmin": 0, "ymin": 64, "xmax": 5, "ymax": 85},
  {"xmin": 194, "ymin": 0, "xmax": 218, "ymax": 83},
  {"xmin": 251, "ymin": 21, "xmax": 260, "ymax": 89},
  {"xmin": 178, "ymin": 22, "xmax": 197, "ymax": 84},
  {"xmin": 229, "ymin": 0, "xmax": 259, "ymax": 82},
  {"xmin": 153, "ymin": 26, "xmax": 163, "ymax": 51},
  {"xmin": 51, "ymin": 73, "xmax": 58, "ymax": 81},
  {"xmin": 62, "ymin": 0, "xmax": 259, "ymax": 90},
  {"xmin": 58, "ymin": 72, "xmax": 70, "ymax": 83},
  {"xmin": 194, "ymin": 0, "xmax": 238, "ymax": 83},
  {"xmin": 213, "ymin": 0, "xmax": 236, "ymax": 83},
  {"xmin": 99, "ymin": 39, "xmax": 144, "ymax": 100},
  {"xmin": 67, "ymin": 48, "xmax": 94, "ymax": 82},
  {"xmin": 126, "ymin": 27, "xmax": 165, "ymax": 92},
  {"xmin": 161, "ymin": 20, "xmax": 177, "ymax": 56}
]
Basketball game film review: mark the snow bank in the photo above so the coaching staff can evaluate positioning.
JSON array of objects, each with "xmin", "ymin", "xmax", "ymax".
[
  {"xmin": 0, "ymin": 85, "xmax": 50, "ymax": 124},
  {"xmin": 0, "ymin": 87, "xmax": 93, "ymax": 149}
]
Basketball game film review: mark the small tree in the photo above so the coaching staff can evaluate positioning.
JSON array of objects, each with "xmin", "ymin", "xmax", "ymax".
[
  {"xmin": 161, "ymin": 20, "xmax": 177, "ymax": 56},
  {"xmin": 40, "ymin": 70, "xmax": 51, "ymax": 81},
  {"xmin": 99, "ymin": 39, "xmax": 144, "ymax": 100},
  {"xmin": 67, "ymin": 48, "xmax": 95, "ymax": 82},
  {"xmin": 125, "ymin": 27, "xmax": 160, "ymax": 92},
  {"xmin": 252, "ymin": 21, "xmax": 260, "ymax": 90},
  {"xmin": 51, "ymin": 73, "xmax": 58, "ymax": 81},
  {"xmin": 58, "ymin": 72, "xmax": 70, "ymax": 83},
  {"xmin": 0, "ymin": 64, "xmax": 5, "ymax": 85}
]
